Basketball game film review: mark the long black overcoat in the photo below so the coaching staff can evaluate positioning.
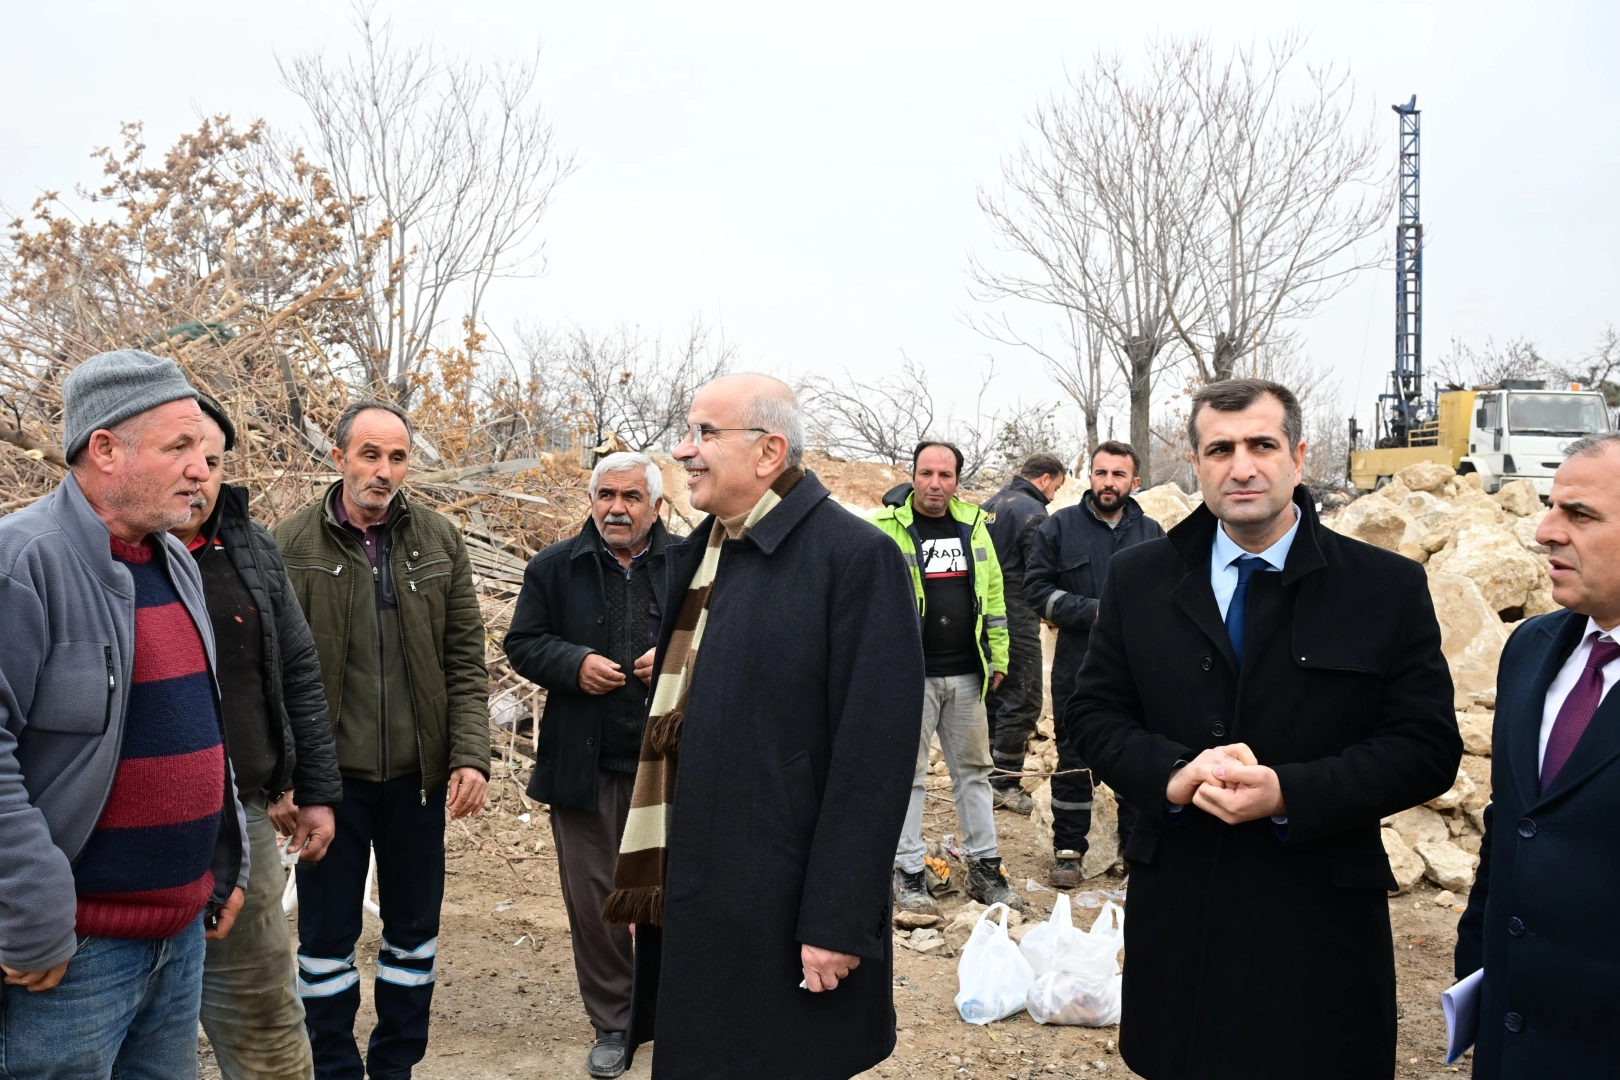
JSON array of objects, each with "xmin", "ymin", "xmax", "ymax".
[
  {"xmin": 1068, "ymin": 488, "xmax": 1461, "ymax": 1080},
  {"xmin": 628, "ymin": 471, "xmax": 924, "ymax": 1080},
  {"xmin": 1455, "ymin": 608, "xmax": 1620, "ymax": 1079}
]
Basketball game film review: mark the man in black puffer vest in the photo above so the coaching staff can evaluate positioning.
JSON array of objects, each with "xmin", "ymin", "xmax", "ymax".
[{"xmin": 505, "ymin": 452, "xmax": 670, "ymax": 1079}]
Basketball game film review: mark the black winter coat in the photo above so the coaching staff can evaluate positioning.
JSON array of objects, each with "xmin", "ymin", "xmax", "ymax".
[
  {"xmin": 1025, "ymin": 492, "xmax": 1163, "ymax": 704},
  {"xmin": 628, "ymin": 472, "xmax": 924, "ymax": 1080},
  {"xmin": 504, "ymin": 519, "xmax": 671, "ymax": 813},
  {"xmin": 1456, "ymin": 608, "xmax": 1620, "ymax": 1079},
  {"xmin": 200, "ymin": 484, "xmax": 342, "ymax": 806},
  {"xmin": 980, "ymin": 476, "xmax": 1051, "ymax": 609},
  {"xmin": 1067, "ymin": 489, "xmax": 1461, "ymax": 1080}
]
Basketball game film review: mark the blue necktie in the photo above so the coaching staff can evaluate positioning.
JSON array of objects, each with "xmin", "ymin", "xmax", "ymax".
[{"xmin": 1225, "ymin": 555, "xmax": 1265, "ymax": 666}]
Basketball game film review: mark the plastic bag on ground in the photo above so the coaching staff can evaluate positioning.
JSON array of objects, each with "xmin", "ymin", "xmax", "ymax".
[
  {"xmin": 954, "ymin": 902, "xmax": 1035, "ymax": 1024},
  {"xmin": 1018, "ymin": 892, "xmax": 1083, "ymax": 977},
  {"xmin": 1026, "ymin": 900, "xmax": 1124, "ymax": 1026}
]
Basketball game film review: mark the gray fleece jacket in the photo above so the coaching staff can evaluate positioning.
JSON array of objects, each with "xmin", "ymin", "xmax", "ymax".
[{"xmin": 0, "ymin": 473, "xmax": 249, "ymax": 971}]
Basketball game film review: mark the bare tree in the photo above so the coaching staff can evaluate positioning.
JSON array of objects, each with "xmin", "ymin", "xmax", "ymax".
[
  {"xmin": 972, "ymin": 45, "xmax": 1206, "ymax": 480},
  {"xmin": 1167, "ymin": 34, "xmax": 1391, "ymax": 382},
  {"xmin": 976, "ymin": 306, "xmax": 1113, "ymax": 456},
  {"xmin": 1553, "ymin": 324, "xmax": 1620, "ymax": 409},
  {"xmin": 800, "ymin": 353, "xmax": 939, "ymax": 468},
  {"xmin": 281, "ymin": 6, "xmax": 574, "ymax": 398},
  {"xmin": 1436, "ymin": 336, "xmax": 1546, "ymax": 388}
]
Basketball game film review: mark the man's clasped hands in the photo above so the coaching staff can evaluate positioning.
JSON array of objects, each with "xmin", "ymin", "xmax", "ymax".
[{"xmin": 1165, "ymin": 743, "xmax": 1286, "ymax": 824}]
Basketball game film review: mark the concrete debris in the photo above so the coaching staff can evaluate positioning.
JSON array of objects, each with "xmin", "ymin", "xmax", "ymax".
[
  {"xmin": 907, "ymin": 928, "xmax": 946, "ymax": 954},
  {"xmin": 1415, "ymin": 839, "xmax": 1480, "ymax": 893},
  {"xmin": 1381, "ymin": 828, "xmax": 1427, "ymax": 893}
]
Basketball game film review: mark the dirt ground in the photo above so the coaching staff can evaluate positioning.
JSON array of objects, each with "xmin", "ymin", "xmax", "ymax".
[{"xmin": 199, "ymin": 748, "xmax": 1473, "ymax": 1080}]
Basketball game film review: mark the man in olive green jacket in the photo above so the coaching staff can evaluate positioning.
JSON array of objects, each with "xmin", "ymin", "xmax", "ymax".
[{"xmin": 272, "ymin": 399, "xmax": 489, "ymax": 1080}]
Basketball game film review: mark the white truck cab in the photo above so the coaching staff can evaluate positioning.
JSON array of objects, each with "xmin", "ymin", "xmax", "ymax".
[{"xmin": 1462, "ymin": 383, "xmax": 1613, "ymax": 496}]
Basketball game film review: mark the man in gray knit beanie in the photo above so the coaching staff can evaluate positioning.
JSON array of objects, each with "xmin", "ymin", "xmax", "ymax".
[{"xmin": 62, "ymin": 349, "xmax": 200, "ymax": 463}]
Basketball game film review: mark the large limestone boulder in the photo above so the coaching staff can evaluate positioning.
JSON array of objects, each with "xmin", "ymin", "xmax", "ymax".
[
  {"xmin": 1135, "ymin": 483, "xmax": 1196, "ymax": 530},
  {"xmin": 1416, "ymin": 839, "xmax": 1479, "ymax": 892},
  {"xmin": 1428, "ymin": 525, "xmax": 1548, "ymax": 614},
  {"xmin": 1082, "ymin": 783, "xmax": 1120, "ymax": 880},
  {"xmin": 1456, "ymin": 712, "xmax": 1493, "ymax": 756},
  {"xmin": 1382, "ymin": 828, "xmax": 1427, "ymax": 893},
  {"xmin": 1030, "ymin": 780, "xmax": 1054, "ymax": 849},
  {"xmin": 1385, "ymin": 805, "xmax": 1450, "ymax": 849},
  {"xmin": 1512, "ymin": 512, "xmax": 1549, "ymax": 554},
  {"xmin": 1494, "ymin": 478, "xmax": 1542, "ymax": 518},
  {"xmin": 1372, "ymin": 476, "xmax": 1412, "ymax": 503},
  {"xmin": 1459, "ymin": 754, "xmax": 1492, "ymax": 815},
  {"xmin": 1524, "ymin": 583, "xmax": 1560, "ymax": 618},
  {"xmin": 1429, "ymin": 572, "xmax": 1510, "ymax": 701},
  {"xmin": 1398, "ymin": 461, "xmax": 1455, "ymax": 493},
  {"xmin": 1333, "ymin": 497, "xmax": 1420, "ymax": 552},
  {"xmin": 1426, "ymin": 766, "xmax": 1478, "ymax": 811},
  {"xmin": 1419, "ymin": 504, "xmax": 1504, "ymax": 553}
]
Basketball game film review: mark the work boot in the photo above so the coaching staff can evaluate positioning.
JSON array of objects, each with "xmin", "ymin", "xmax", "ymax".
[
  {"xmin": 965, "ymin": 856, "xmax": 1028, "ymax": 913},
  {"xmin": 587, "ymin": 1029, "xmax": 629, "ymax": 1078},
  {"xmin": 993, "ymin": 785, "xmax": 1034, "ymax": 815},
  {"xmin": 1050, "ymin": 849, "xmax": 1084, "ymax": 890},
  {"xmin": 893, "ymin": 866, "xmax": 941, "ymax": 924}
]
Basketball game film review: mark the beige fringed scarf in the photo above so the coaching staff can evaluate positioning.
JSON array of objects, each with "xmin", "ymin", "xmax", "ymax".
[{"xmin": 603, "ymin": 466, "xmax": 804, "ymax": 927}]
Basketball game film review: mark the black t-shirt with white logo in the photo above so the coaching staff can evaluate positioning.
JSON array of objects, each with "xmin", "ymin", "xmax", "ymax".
[{"xmin": 913, "ymin": 511, "xmax": 980, "ymax": 677}]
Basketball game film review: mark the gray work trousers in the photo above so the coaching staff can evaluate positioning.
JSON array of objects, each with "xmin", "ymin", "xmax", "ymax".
[
  {"xmin": 200, "ymin": 799, "xmax": 315, "ymax": 1080},
  {"xmin": 549, "ymin": 769, "xmax": 636, "ymax": 1033},
  {"xmin": 895, "ymin": 673, "xmax": 999, "ymax": 874}
]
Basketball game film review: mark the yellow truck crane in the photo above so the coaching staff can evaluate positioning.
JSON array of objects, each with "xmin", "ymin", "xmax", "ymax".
[{"xmin": 1349, "ymin": 381, "xmax": 1614, "ymax": 496}]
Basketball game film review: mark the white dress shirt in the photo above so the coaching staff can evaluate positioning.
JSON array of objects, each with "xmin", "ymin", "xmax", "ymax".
[
  {"xmin": 1538, "ymin": 618, "xmax": 1620, "ymax": 771},
  {"xmin": 1210, "ymin": 504, "xmax": 1302, "ymax": 620}
]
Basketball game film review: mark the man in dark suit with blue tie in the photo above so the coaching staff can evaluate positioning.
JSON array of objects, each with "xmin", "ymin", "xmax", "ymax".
[
  {"xmin": 1068, "ymin": 378, "xmax": 1462, "ymax": 1080},
  {"xmin": 1455, "ymin": 431, "xmax": 1620, "ymax": 1079}
]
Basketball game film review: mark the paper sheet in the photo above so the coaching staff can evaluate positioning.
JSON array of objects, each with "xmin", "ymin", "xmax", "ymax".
[{"xmin": 1442, "ymin": 967, "xmax": 1484, "ymax": 1065}]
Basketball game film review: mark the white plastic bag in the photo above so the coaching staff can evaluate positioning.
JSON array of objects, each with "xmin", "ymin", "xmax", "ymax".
[
  {"xmin": 1026, "ymin": 900, "xmax": 1125, "ymax": 1026},
  {"xmin": 954, "ymin": 902, "xmax": 1035, "ymax": 1024},
  {"xmin": 1018, "ymin": 892, "xmax": 1084, "ymax": 977}
]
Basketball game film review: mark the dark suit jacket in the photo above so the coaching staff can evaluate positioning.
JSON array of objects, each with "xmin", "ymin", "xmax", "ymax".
[
  {"xmin": 1455, "ymin": 608, "xmax": 1620, "ymax": 1079},
  {"xmin": 1068, "ymin": 487, "xmax": 1460, "ymax": 1080}
]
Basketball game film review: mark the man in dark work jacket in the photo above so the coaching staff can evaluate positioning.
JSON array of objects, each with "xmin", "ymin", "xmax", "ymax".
[
  {"xmin": 505, "ymin": 452, "xmax": 669, "ymax": 1079},
  {"xmin": 1068, "ymin": 378, "xmax": 1460, "ymax": 1080}
]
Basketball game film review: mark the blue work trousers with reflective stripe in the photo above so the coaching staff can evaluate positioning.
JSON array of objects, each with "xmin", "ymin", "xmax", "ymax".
[{"xmin": 295, "ymin": 774, "xmax": 445, "ymax": 1080}]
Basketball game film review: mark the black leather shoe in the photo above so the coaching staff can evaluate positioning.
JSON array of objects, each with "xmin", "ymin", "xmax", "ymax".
[{"xmin": 587, "ymin": 1029, "xmax": 629, "ymax": 1078}]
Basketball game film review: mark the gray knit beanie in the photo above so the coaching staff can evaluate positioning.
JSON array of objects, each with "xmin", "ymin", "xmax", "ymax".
[{"xmin": 62, "ymin": 350, "xmax": 200, "ymax": 461}]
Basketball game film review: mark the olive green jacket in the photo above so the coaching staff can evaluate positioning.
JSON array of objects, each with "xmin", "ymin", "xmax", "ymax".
[{"xmin": 272, "ymin": 485, "xmax": 489, "ymax": 792}]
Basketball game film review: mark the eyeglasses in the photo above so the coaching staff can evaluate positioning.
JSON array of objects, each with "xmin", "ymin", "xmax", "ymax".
[{"xmin": 686, "ymin": 423, "xmax": 770, "ymax": 445}]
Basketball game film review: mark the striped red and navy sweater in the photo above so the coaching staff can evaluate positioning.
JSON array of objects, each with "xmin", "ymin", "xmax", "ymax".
[{"xmin": 73, "ymin": 535, "xmax": 226, "ymax": 939}]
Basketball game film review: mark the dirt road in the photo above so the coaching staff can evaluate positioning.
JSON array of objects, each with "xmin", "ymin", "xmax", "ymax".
[{"xmin": 203, "ymin": 762, "xmax": 1473, "ymax": 1079}]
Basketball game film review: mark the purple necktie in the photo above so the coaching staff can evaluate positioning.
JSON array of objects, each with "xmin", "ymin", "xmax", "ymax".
[{"xmin": 1541, "ymin": 638, "xmax": 1620, "ymax": 792}]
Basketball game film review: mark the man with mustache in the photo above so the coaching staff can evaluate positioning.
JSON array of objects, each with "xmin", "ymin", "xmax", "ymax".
[
  {"xmin": 1067, "ymin": 379, "xmax": 1459, "ymax": 1079},
  {"xmin": 1455, "ymin": 431, "xmax": 1620, "ymax": 1078},
  {"xmin": 272, "ymin": 400, "xmax": 490, "ymax": 1080},
  {"xmin": 0, "ymin": 350, "xmax": 249, "ymax": 1077},
  {"xmin": 169, "ymin": 391, "xmax": 342, "ymax": 1080},
  {"xmin": 1024, "ymin": 441, "xmax": 1162, "ymax": 886},
  {"xmin": 505, "ymin": 452, "xmax": 670, "ymax": 1078}
]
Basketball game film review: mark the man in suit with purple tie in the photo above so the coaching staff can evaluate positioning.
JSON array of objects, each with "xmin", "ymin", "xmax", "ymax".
[{"xmin": 1456, "ymin": 431, "xmax": 1620, "ymax": 1079}]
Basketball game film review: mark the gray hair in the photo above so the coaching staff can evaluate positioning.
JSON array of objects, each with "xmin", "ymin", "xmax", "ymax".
[
  {"xmin": 1187, "ymin": 378, "xmax": 1303, "ymax": 456},
  {"xmin": 335, "ymin": 399, "xmax": 413, "ymax": 453},
  {"xmin": 590, "ymin": 452, "xmax": 664, "ymax": 503},
  {"xmin": 739, "ymin": 381, "xmax": 805, "ymax": 468},
  {"xmin": 1565, "ymin": 432, "xmax": 1620, "ymax": 460}
]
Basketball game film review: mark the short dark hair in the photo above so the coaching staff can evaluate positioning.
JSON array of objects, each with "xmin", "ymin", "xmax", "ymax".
[
  {"xmin": 1018, "ymin": 453, "xmax": 1067, "ymax": 480},
  {"xmin": 1186, "ymin": 378, "xmax": 1302, "ymax": 456},
  {"xmin": 1090, "ymin": 440, "xmax": 1140, "ymax": 477},
  {"xmin": 913, "ymin": 440, "xmax": 964, "ymax": 476},
  {"xmin": 335, "ymin": 399, "xmax": 413, "ymax": 453}
]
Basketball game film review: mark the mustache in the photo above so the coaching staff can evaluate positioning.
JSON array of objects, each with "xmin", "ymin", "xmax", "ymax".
[{"xmin": 603, "ymin": 513, "xmax": 634, "ymax": 526}]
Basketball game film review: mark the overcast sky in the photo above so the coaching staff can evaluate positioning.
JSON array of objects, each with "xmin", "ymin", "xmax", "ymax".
[{"xmin": 4, "ymin": 0, "xmax": 1616, "ymax": 439}]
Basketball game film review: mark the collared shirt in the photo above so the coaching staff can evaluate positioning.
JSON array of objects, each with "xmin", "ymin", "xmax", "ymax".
[
  {"xmin": 333, "ymin": 493, "xmax": 395, "ymax": 571},
  {"xmin": 1539, "ymin": 618, "xmax": 1620, "ymax": 770},
  {"xmin": 1210, "ymin": 503, "xmax": 1302, "ymax": 620},
  {"xmin": 599, "ymin": 535, "xmax": 654, "ymax": 579}
]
